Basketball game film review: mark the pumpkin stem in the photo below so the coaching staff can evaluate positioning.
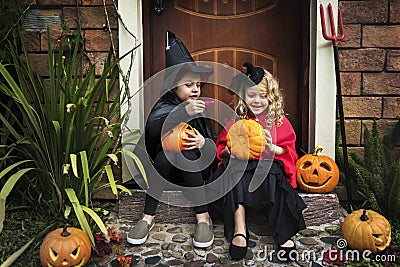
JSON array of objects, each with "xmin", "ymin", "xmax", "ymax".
[
  {"xmin": 360, "ymin": 209, "xmax": 369, "ymax": 221},
  {"xmin": 61, "ymin": 225, "xmax": 71, "ymax": 237},
  {"xmin": 313, "ymin": 146, "xmax": 324, "ymax": 156}
]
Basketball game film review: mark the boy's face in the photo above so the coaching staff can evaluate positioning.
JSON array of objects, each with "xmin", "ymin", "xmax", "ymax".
[
  {"xmin": 174, "ymin": 72, "xmax": 202, "ymax": 102},
  {"xmin": 244, "ymin": 85, "xmax": 269, "ymax": 115}
]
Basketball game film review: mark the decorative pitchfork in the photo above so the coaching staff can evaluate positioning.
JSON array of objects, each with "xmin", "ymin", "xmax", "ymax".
[{"xmin": 320, "ymin": 3, "xmax": 352, "ymax": 208}]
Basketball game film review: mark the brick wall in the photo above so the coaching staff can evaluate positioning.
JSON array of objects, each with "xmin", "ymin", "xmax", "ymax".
[
  {"xmin": 22, "ymin": 0, "xmax": 118, "ymax": 79},
  {"xmin": 339, "ymin": 0, "xmax": 400, "ymax": 157},
  {"xmin": 22, "ymin": 0, "xmax": 399, "ymax": 159},
  {"xmin": 21, "ymin": 1, "xmax": 122, "ymax": 189}
]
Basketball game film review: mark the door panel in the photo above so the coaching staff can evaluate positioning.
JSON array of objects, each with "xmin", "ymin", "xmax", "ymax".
[{"xmin": 143, "ymin": 0, "xmax": 308, "ymax": 149}]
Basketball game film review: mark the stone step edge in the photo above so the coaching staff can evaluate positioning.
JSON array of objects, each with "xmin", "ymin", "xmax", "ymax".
[{"xmin": 118, "ymin": 189, "xmax": 341, "ymax": 227}]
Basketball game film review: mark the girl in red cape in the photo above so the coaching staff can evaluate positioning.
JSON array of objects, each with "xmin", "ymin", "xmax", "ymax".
[{"xmin": 211, "ymin": 63, "xmax": 306, "ymax": 261}]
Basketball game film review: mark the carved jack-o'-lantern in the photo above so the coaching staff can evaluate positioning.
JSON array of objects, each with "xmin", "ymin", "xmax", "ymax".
[
  {"xmin": 226, "ymin": 119, "xmax": 267, "ymax": 160},
  {"xmin": 40, "ymin": 226, "xmax": 91, "ymax": 267},
  {"xmin": 296, "ymin": 146, "xmax": 339, "ymax": 193},
  {"xmin": 342, "ymin": 209, "xmax": 391, "ymax": 253},
  {"xmin": 161, "ymin": 122, "xmax": 196, "ymax": 152}
]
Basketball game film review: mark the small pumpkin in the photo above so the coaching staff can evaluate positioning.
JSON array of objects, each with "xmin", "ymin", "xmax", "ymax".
[
  {"xmin": 161, "ymin": 122, "xmax": 196, "ymax": 152},
  {"xmin": 342, "ymin": 209, "xmax": 391, "ymax": 253},
  {"xmin": 40, "ymin": 226, "xmax": 92, "ymax": 267},
  {"xmin": 296, "ymin": 146, "xmax": 339, "ymax": 193},
  {"xmin": 226, "ymin": 119, "xmax": 267, "ymax": 160}
]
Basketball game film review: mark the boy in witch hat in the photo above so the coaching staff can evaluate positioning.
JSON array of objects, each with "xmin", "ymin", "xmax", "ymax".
[{"xmin": 127, "ymin": 31, "xmax": 216, "ymax": 248}]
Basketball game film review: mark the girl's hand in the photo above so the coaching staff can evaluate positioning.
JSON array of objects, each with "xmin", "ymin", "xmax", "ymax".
[
  {"xmin": 182, "ymin": 128, "xmax": 205, "ymax": 150},
  {"xmin": 185, "ymin": 100, "xmax": 206, "ymax": 116},
  {"xmin": 264, "ymin": 129, "xmax": 285, "ymax": 155},
  {"xmin": 264, "ymin": 129, "xmax": 276, "ymax": 153},
  {"xmin": 221, "ymin": 146, "xmax": 230, "ymax": 158}
]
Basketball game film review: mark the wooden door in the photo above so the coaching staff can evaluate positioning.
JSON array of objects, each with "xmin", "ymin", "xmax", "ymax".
[{"xmin": 143, "ymin": 0, "xmax": 309, "ymax": 151}]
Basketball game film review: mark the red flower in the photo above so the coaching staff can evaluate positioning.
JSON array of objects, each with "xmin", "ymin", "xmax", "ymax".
[
  {"xmin": 108, "ymin": 228, "xmax": 122, "ymax": 242},
  {"xmin": 117, "ymin": 254, "xmax": 132, "ymax": 267}
]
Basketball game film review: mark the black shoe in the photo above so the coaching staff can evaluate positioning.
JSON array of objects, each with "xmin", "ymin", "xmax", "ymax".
[
  {"xmin": 229, "ymin": 230, "xmax": 249, "ymax": 261},
  {"xmin": 277, "ymin": 240, "xmax": 297, "ymax": 262}
]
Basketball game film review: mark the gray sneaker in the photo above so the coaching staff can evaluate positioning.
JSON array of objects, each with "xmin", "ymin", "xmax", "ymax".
[
  {"xmin": 127, "ymin": 220, "xmax": 154, "ymax": 245},
  {"xmin": 193, "ymin": 220, "xmax": 214, "ymax": 248}
]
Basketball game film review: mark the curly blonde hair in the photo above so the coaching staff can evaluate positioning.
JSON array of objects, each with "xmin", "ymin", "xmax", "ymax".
[{"xmin": 233, "ymin": 68, "xmax": 284, "ymax": 128}]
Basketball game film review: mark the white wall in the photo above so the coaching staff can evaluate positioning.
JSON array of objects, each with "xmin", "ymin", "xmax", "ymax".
[
  {"xmin": 309, "ymin": 0, "xmax": 338, "ymax": 157},
  {"xmin": 119, "ymin": 0, "xmax": 144, "ymax": 182}
]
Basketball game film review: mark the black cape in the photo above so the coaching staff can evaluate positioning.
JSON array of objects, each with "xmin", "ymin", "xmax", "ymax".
[{"xmin": 132, "ymin": 93, "xmax": 216, "ymax": 187}]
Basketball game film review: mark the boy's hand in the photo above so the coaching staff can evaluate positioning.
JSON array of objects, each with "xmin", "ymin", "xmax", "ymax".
[
  {"xmin": 182, "ymin": 128, "xmax": 205, "ymax": 150},
  {"xmin": 185, "ymin": 100, "xmax": 205, "ymax": 116}
]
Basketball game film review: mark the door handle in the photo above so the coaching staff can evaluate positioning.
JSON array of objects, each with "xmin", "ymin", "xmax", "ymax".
[{"xmin": 154, "ymin": 0, "xmax": 164, "ymax": 15}]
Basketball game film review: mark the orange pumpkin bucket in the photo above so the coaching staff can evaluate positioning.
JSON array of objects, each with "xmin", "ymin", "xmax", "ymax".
[
  {"xmin": 161, "ymin": 122, "xmax": 195, "ymax": 152},
  {"xmin": 226, "ymin": 119, "xmax": 266, "ymax": 160}
]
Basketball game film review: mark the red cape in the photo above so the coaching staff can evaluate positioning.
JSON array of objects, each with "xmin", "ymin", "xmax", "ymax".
[{"xmin": 215, "ymin": 114, "xmax": 298, "ymax": 188}]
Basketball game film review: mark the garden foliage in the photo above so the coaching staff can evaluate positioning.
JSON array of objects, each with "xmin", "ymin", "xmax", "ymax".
[
  {"xmin": 0, "ymin": 27, "xmax": 144, "ymax": 247},
  {"xmin": 336, "ymin": 120, "xmax": 400, "ymax": 219}
]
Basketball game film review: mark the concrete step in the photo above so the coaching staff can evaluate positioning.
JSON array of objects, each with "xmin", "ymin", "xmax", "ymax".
[{"xmin": 118, "ymin": 189, "xmax": 341, "ymax": 227}]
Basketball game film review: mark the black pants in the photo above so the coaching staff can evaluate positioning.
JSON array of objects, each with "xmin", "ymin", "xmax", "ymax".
[{"xmin": 144, "ymin": 149, "xmax": 208, "ymax": 215}]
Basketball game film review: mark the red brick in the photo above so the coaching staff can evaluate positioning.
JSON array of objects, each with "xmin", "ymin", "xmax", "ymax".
[
  {"xmin": 342, "ymin": 119, "xmax": 362, "ymax": 145},
  {"xmin": 340, "ymin": 0, "xmax": 388, "ymax": 24},
  {"xmin": 85, "ymin": 52, "xmax": 110, "ymax": 76},
  {"xmin": 387, "ymin": 50, "xmax": 400, "ymax": 71},
  {"xmin": 63, "ymin": 6, "xmax": 117, "ymax": 29},
  {"xmin": 340, "ymin": 72, "xmax": 361, "ymax": 95},
  {"xmin": 36, "ymin": 0, "xmax": 80, "ymax": 5},
  {"xmin": 23, "ymin": 9, "xmax": 62, "ymax": 31},
  {"xmin": 362, "ymin": 119, "xmax": 400, "ymax": 141},
  {"xmin": 82, "ymin": 0, "xmax": 114, "ymax": 5},
  {"xmin": 84, "ymin": 30, "xmax": 118, "ymax": 51},
  {"xmin": 40, "ymin": 29, "xmax": 65, "ymax": 51},
  {"xmin": 347, "ymin": 147, "xmax": 364, "ymax": 159},
  {"xmin": 383, "ymin": 97, "xmax": 400, "ymax": 118},
  {"xmin": 22, "ymin": 30, "xmax": 41, "ymax": 52},
  {"xmin": 363, "ymin": 73, "xmax": 400, "ymax": 95},
  {"xmin": 339, "ymin": 49, "xmax": 385, "ymax": 71},
  {"xmin": 363, "ymin": 26, "xmax": 400, "ymax": 48},
  {"xmin": 339, "ymin": 24, "xmax": 361, "ymax": 48},
  {"xmin": 393, "ymin": 147, "xmax": 400, "ymax": 160},
  {"xmin": 93, "ymin": 78, "xmax": 120, "ymax": 102},
  {"xmin": 390, "ymin": 0, "xmax": 400, "ymax": 23},
  {"xmin": 342, "ymin": 97, "xmax": 382, "ymax": 118},
  {"xmin": 28, "ymin": 54, "xmax": 50, "ymax": 77}
]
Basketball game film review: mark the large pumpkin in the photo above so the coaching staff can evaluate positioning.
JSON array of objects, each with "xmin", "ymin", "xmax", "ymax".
[
  {"xmin": 342, "ymin": 209, "xmax": 391, "ymax": 253},
  {"xmin": 161, "ymin": 122, "xmax": 195, "ymax": 152},
  {"xmin": 226, "ymin": 119, "xmax": 266, "ymax": 160},
  {"xmin": 296, "ymin": 146, "xmax": 339, "ymax": 193},
  {"xmin": 40, "ymin": 226, "xmax": 92, "ymax": 267}
]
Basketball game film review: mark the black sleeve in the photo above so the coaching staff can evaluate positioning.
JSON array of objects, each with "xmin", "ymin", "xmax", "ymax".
[{"xmin": 162, "ymin": 103, "xmax": 191, "ymax": 132}]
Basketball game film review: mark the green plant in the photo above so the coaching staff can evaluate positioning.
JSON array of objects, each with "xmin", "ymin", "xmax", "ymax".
[
  {"xmin": 0, "ymin": 27, "xmax": 145, "ymax": 245},
  {"xmin": 336, "ymin": 120, "xmax": 400, "ymax": 219}
]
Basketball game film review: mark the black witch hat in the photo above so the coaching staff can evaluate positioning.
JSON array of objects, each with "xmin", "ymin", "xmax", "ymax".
[
  {"xmin": 243, "ymin": 62, "xmax": 264, "ymax": 85},
  {"xmin": 228, "ymin": 62, "xmax": 264, "ymax": 95},
  {"xmin": 162, "ymin": 31, "xmax": 213, "ymax": 92}
]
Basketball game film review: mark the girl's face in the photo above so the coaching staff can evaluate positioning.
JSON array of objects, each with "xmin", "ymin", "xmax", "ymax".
[
  {"xmin": 244, "ymin": 85, "xmax": 269, "ymax": 115},
  {"xmin": 174, "ymin": 72, "xmax": 202, "ymax": 102}
]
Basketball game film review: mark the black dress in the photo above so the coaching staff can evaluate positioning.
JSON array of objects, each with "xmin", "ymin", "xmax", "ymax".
[{"xmin": 209, "ymin": 157, "xmax": 307, "ymax": 245}]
